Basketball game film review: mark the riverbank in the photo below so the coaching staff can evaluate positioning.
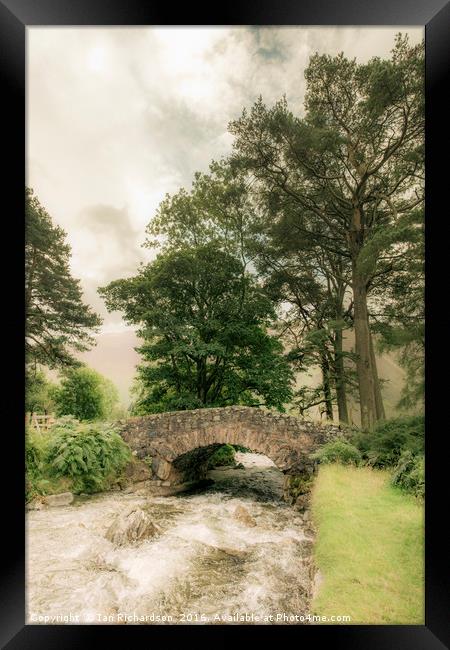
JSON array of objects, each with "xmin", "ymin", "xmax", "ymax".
[{"xmin": 310, "ymin": 464, "xmax": 424, "ymax": 624}]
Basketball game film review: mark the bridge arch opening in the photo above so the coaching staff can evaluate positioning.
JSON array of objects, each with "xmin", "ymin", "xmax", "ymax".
[
  {"xmin": 176, "ymin": 445, "xmax": 286, "ymax": 502},
  {"xmin": 168, "ymin": 442, "xmax": 314, "ymax": 506}
]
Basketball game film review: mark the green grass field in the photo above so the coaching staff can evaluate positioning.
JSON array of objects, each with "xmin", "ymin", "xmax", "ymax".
[{"xmin": 311, "ymin": 464, "xmax": 424, "ymax": 624}]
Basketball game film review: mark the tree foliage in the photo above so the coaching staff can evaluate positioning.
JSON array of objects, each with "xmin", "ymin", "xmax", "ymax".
[
  {"xmin": 25, "ymin": 188, "xmax": 101, "ymax": 370},
  {"xmin": 229, "ymin": 34, "xmax": 424, "ymax": 428},
  {"xmin": 100, "ymin": 243, "xmax": 293, "ymax": 413},
  {"xmin": 372, "ymin": 208, "xmax": 424, "ymax": 409},
  {"xmin": 145, "ymin": 160, "xmax": 257, "ymax": 263},
  {"xmin": 95, "ymin": 33, "xmax": 424, "ymax": 426},
  {"xmin": 53, "ymin": 366, "xmax": 119, "ymax": 421},
  {"xmin": 25, "ymin": 369, "xmax": 58, "ymax": 415}
]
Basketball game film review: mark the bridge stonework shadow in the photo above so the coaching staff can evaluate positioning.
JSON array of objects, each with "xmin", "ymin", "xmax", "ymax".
[{"xmin": 118, "ymin": 406, "xmax": 343, "ymax": 504}]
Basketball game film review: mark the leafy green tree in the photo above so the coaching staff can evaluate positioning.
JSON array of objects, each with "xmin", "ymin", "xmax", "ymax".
[
  {"xmin": 250, "ymin": 205, "xmax": 355, "ymax": 422},
  {"xmin": 371, "ymin": 207, "xmax": 424, "ymax": 409},
  {"xmin": 53, "ymin": 366, "xmax": 119, "ymax": 421},
  {"xmin": 147, "ymin": 148, "xmax": 355, "ymax": 422},
  {"xmin": 229, "ymin": 34, "xmax": 424, "ymax": 429},
  {"xmin": 146, "ymin": 159, "xmax": 258, "ymax": 268},
  {"xmin": 25, "ymin": 188, "xmax": 101, "ymax": 369},
  {"xmin": 99, "ymin": 243, "xmax": 293, "ymax": 413},
  {"xmin": 25, "ymin": 370, "xmax": 58, "ymax": 415}
]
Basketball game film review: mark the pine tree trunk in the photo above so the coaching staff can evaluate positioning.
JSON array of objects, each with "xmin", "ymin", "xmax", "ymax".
[
  {"xmin": 369, "ymin": 329, "xmax": 386, "ymax": 421},
  {"xmin": 320, "ymin": 355, "xmax": 334, "ymax": 421},
  {"xmin": 333, "ymin": 329, "xmax": 349, "ymax": 424},
  {"xmin": 352, "ymin": 264, "xmax": 377, "ymax": 430}
]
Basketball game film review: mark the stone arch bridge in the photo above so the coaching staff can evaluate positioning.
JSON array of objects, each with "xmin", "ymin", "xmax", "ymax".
[{"xmin": 119, "ymin": 406, "xmax": 343, "ymax": 502}]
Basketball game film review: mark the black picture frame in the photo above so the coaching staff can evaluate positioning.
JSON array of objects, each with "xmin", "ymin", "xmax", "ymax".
[{"xmin": 2, "ymin": 1, "xmax": 449, "ymax": 647}]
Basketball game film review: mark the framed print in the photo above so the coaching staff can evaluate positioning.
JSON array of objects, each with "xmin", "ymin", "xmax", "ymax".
[{"xmin": 1, "ymin": 0, "xmax": 449, "ymax": 647}]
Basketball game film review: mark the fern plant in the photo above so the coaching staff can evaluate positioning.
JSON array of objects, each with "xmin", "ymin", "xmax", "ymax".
[
  {"xmin": 46, "ymin": 419, "xmax": 131, "ymax": 493},
  {"xmin": 391, "ymin": 450, "xmax": 425, "ymax": 498}
]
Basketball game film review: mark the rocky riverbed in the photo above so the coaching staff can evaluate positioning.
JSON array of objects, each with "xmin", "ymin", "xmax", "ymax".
[{"xmin": 26, "ymin": 453, "xmax": 315, "ymax": 625}]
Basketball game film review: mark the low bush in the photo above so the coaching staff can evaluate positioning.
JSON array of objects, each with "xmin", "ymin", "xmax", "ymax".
[
  {"xmin": 25, "ymin": 427, "xmax": 48, "ymax": 501},
  {"xmin": 352, "ymin": 415, "xmax": 424, "ymax": 468},
  {"xmin": 311, "ymin": 440, "xmax": 362, "ymax": 466},
  {"xmin": 391, "ymin": 451, "xmax": 425, "ymax": 498},
  {"xmin": 26, "ymin": 428, "xmax": 45, "ymax": 476},
  {"xmin": 45, "ymin": 418, "xmax": 132, "ymax": 494},
  {"xmin": 207, "ymin": 444, "xmax": 236, "ymax": 469}
]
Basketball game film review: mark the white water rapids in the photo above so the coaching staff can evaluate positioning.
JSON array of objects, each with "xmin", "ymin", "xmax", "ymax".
[{"xmin": 26, "ymin": 453, "xmax": 314, "ymax": 625}]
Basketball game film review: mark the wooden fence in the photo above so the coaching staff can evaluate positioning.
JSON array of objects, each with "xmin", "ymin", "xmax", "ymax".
[{"xmin": 26, "ymin": 413, "xmax": 56, "ymax": 433}]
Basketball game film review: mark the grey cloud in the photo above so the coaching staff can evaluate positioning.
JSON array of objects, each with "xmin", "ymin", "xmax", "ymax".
[
  {"xmin": 75, "ymin": 204, "xmax": 149, "ymax": 323},
  {"xmin": 79, "ymin": 203, "xmax": 140, "ymax": 248},
  {"xmin": 141, "ymin": 99, "xmax": 223, "ymax": 188},
  {"xmin": 29, "ymin": 26, "xmax": 423, "ymax": 331},
  {"xmin": 79, "ymin": 205, "xmax": 145, "ymax": 274}
]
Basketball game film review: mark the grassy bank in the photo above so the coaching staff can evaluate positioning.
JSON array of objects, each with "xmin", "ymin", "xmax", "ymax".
[{"xmin": 311, "ymin": 464, "xmax": 424, "ymax": 624}]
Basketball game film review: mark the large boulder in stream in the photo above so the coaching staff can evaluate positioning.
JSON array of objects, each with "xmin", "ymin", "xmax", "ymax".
[
  {"xmin": 233, "ymin": 505, "xmax": 257, "ymax": 528},
  {"xmin": 105, "ymin": 506, "xmax": 161, "ymax": 546}
]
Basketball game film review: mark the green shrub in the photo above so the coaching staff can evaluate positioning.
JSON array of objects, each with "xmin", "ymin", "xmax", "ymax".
[
  {"xmin": 207, "ymin": 444, "xmax": 236, "ymax": 469},
  {"xmin": 26, "ymin": 429, "xmax": 45, "ymax": 476},
  {"xmin": 352, "ymin": 415, "xmax": 424, "ymax": 468},
  {"xmin": 53, "ymin": 367, "xmax": 119, "ymax": 421},
  {"xmin": 25, "ymin": 428, "xmax": 48, "ymax": 501},
  {"xmin": 46, "ymin": 418, "xmax": 131, "ymax": 493},
  {"xmin": 391, "ymin": 451, "xmax": 425, "ymax": 498},
  {"xmin": 311, "ymin": 440, "xmax": 362, "ymax": 466}
]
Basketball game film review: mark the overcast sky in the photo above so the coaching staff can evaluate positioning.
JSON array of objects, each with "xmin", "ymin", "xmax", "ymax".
[{"xmin": 27, "ymin": 26, "xmax": 423, "ymax": 402}]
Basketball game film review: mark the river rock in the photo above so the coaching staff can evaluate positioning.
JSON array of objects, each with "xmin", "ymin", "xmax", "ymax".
[
  {"xmin": 233, "ymin": 505, "xmax": 257, "ymax": 527},
  {"xmin": 105, "ymin": 507, "xmax": 161, "ymax": 546},
  {"xmin": 26, "ymin": 498, "xmax": 45, "ymax": 511},
  {"xmin": 42, "ymin": 492, "xmax": 74, "ymax": 507},
  {"xmin": 124, "ymin": 459, "xmax": 152, "ymax": 484},
  {"xmin": 218, "ymin": 546, "xmax": 248, "ymax": 558},
  {"xmin": 201, "ymin": 542, "xmax": 249, "ymax": 559}
]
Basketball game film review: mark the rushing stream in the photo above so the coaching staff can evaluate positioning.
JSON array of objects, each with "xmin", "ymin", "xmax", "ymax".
[{"xmin": 26, "ymin": 453, "xmax": 315, "ymax": 625}]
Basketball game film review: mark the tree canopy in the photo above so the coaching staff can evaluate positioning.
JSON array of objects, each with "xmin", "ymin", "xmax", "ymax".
[
  {"xmin": 25, "ymin": 370, "xmax": 58, "ymax": 415},
  {"xmin": 25, "ymin": 188, "xmax": 102, "ymax": 370},
  {"xmin": 53, "ymin": 366, "xmax": 120, "ymax": 421},
  {"xmin": 100, "ymin": 243, "xmax": 293, "ymax": 413},
  {"xmin": 96, "ymin": 33, "xmax": 424, "ymax": 425},
  {"xmin": 229, "ymin": 34, "xmax": 424, "ymax": 428}
]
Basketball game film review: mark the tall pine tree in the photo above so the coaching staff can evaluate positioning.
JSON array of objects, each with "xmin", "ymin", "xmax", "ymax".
[{"xmin": 25, "ymin": 188, "xmax": 101, "ymax": 371}]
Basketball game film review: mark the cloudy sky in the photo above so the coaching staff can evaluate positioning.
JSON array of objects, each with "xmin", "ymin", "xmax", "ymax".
[{"xmin": 27, "ymin": 26, "xmax": 423, "ymax": 403}]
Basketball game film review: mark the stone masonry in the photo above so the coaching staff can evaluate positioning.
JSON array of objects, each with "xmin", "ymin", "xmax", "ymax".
[{"xmin": 118, "ymin": 406, "xmax": 343, "ymax": 500}]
